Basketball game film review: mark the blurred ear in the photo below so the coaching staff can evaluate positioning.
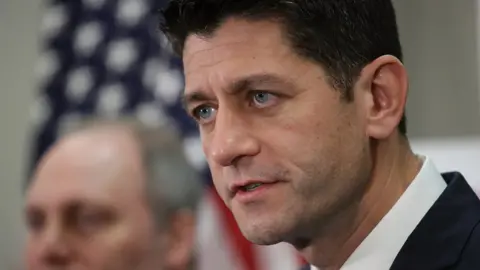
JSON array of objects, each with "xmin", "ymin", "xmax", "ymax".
[
  {"xmin": 164, "ymin": 210, "xmax": 196, "ymax": 269},
  {"xmin": 356, "ymin": 55, "xmax": 408, "ymax": 139}
]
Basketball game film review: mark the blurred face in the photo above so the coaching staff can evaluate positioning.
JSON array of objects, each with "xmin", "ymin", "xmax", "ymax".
[
  {"xmin": 182, "ymin": 19, "xmax": 372, "ymax": 245},
  {"xmin": 25, "ymin": 132, "xmax": 166, "ymax": 270}
]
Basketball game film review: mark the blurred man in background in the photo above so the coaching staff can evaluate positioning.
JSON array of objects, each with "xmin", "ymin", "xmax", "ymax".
[
  {"xmin": 24, "ymin": 119, "xmax": 202, "ymax": 270},
  {"xmin": 160, "ymin": 0, "xmax": 480, "ymax": 269}
]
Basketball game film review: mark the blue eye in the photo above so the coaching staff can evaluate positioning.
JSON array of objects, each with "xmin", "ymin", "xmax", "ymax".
[
  {"xmin": 253, "ymin": 92, "xmax": 270, "ymax": 103},
  {"xmin": 193, "ymin": 105, "xmax": 216, "ymax": 122},
  {"xmin": 251, "ymin": 91, "xmax": 277, "ymax": 107}
]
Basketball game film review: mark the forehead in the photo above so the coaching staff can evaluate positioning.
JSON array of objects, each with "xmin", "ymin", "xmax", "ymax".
[
  {"xmin": 182, "ymin": 18, "xmax": 311, "ymax": 86},
  {"xmin": 26, "ymin": 132, "xmax": 146, "ymax": 210}
]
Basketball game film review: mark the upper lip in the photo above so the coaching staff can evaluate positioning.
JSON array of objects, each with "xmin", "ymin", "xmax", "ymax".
[{"xmin": 228, "ymin": 179, "xmax": 277, "ymax": 196}]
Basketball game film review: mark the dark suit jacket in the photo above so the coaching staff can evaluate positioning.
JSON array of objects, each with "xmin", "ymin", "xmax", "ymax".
[{"xmin": 300, "ymin": 172, "xmax": 480, "ymax": 270}]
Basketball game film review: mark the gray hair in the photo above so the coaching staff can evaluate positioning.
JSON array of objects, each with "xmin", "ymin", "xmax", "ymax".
[{"xmin": 59, "ymin": 116, "xmax": 203, "ymax": 226}]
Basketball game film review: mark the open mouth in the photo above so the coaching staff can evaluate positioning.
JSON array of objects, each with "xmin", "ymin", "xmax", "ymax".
[{"xmin": 240, "ymin": 183, "xmax": 263, "ymax": 192}]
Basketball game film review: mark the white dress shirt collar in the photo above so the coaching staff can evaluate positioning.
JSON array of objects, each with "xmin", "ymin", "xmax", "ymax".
[{"xmin": 311, "ymin": 156, "xmax": 446, "ymax": 270}]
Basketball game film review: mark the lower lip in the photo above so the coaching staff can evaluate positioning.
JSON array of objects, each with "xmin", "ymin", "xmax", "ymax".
[{"xmin": 234, "ymin": 183, "xmax": 279, "ymax": 204}]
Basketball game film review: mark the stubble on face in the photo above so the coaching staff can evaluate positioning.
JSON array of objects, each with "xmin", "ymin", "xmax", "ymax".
[{"xmin": 183, "ymin": 18, "xmax": 372, "ymax": 247}]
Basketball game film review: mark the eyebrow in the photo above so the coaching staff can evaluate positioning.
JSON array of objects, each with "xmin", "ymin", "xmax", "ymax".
[
  {"xmin": 181, "ymin": 73, "xmax": 293, "ymax": 110},
  {"xmin": 25, "ymin": 198, "xmax": 112, "ymax": 214}
]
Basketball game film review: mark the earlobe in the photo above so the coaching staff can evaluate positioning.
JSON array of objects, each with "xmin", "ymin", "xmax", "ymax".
[{"xmin": 363, "ymin": 55, "xmax": 408, "ymax": 140}]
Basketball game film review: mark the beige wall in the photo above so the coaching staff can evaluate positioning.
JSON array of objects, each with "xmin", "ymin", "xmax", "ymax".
[
  {"xmin": 394, "ymin": 0, "xmax": 480, "ymax": 137},
  {"xmin": 0, "ymin": 0, "xmax": 42, "ymax": 268},
  {"xmin": 0, "ymin": 1, "xmax": 479, "ymax": 269}
]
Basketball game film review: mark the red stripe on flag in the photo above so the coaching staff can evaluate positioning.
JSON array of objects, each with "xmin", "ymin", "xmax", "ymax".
[
  {"xmin": 210, "ymin": 189, "xmax": 259, "ymax": 270},
  {"xmin": 297, "ymin": 254, "xmax": 308, "ymax": 267}
]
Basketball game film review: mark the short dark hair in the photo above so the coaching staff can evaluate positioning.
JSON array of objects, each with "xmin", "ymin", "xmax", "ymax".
[{"xmin": 160, "ymin": 0, "xmax": 407, "ymax": 135}]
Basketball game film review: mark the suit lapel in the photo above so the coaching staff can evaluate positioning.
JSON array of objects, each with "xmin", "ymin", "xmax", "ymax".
[{"xmin": 390, "ymin": 172, "xmax": 480, "ymax": 270}]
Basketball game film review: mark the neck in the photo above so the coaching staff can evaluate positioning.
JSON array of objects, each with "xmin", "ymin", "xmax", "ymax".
[{"xmin": 299, "ymin": 134, "xmax": 423, "ymax": 269}]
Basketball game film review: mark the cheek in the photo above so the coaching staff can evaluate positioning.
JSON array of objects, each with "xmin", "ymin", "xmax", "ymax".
[
  {"xmin": 83, "ymin": 218, "xmax": 157, "ymax": 267},
  {"xmin": 201, "ymin": 132, "xmax": 213, "ymax": 162},
  {"xmin": 262, "ymin": 106, "xmax": 351, "ymax": 183},
  {"xmin": 202, "ymin": 137, "xmax": 227, "ymax": 194},
  {"xmin": 117, "ymin": 217, "xmax": 158, "ymax": 256},
  {"xmin": 259, "ymin": 118, "xmax": 328, "ymax": 166},
  {"xmin": 26, "ymin": 240, "xmax": 41, "ymax": 267},
  {"xmin": 209, "ymin": 165, "xmax": 228, "ymax": 197}
]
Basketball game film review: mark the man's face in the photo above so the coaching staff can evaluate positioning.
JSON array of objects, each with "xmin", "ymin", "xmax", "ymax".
[
  {"xmin": 183, "ymin": 18, "xmax": 372, "ymax": 245},
  {"xmin": 25, "ymin": 131, "xmax": 165, "ymax": 270}
]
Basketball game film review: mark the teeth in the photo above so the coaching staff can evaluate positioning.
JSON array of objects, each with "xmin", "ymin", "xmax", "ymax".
[{"xmin": 243, "ymin": 183, "xmax": 262, "ymax": 191}]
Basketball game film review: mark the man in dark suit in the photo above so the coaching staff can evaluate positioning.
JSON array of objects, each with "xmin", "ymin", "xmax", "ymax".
[{"xmin": 160, "ymin": 0, "xmax": 480, "ymax": 269}]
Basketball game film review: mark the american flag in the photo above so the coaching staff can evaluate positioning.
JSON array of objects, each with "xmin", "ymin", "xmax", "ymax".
[{"xmin": 30, "ymin": 1, "xmax": 301, "ymax": 269}]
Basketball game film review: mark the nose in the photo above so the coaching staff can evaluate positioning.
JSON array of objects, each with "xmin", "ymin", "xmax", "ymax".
[
  {"xmin": 209, "ymin": 108, "xmax": 260, "ymax": 167},
  {"xmin": 36, "ymin": 221, "xmax": 72, "ymax": 267}
]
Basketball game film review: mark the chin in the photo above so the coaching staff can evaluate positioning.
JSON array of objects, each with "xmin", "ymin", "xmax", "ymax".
[
  {"xmin": 239, "ymin": 219, "xmax": 293, "ymax": 246},
  {"xmin": 244, "ymin": 232, "xmax": 284, "ymax": 246}
]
